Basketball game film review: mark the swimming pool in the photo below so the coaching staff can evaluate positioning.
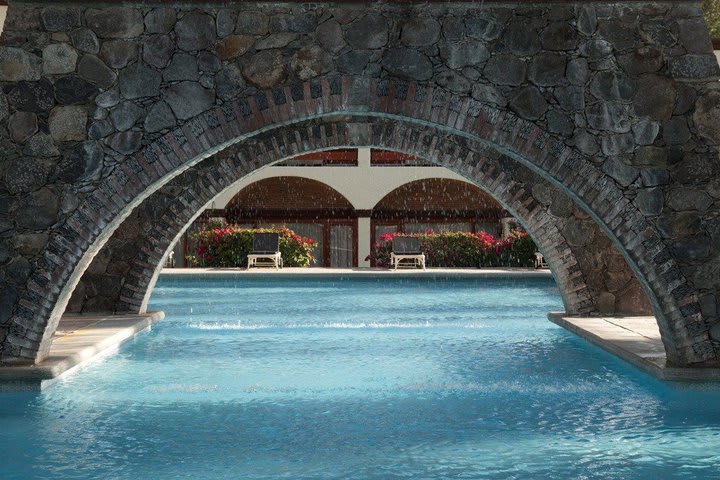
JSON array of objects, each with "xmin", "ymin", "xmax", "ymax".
[{"xmin": 2, "ymin": 275, "xmax": 720, "ymax": 479}]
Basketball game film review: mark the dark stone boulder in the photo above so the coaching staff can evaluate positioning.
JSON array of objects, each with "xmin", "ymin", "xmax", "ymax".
[
  {"xmin": 601, "ymin": 133, "xmax": 635, "ymax": 156},
  {"xmin": 236, "ymin": 11, "xmax": 270, "ymax": 35},
  {"xmin": 483, "ymin": 55, "xmax": 525, "ymax": 86},
  {"xmin": 216, "ymin": 9, "xmax": 238, "ymax": 38},
  {"xmin": 270, "ymin": 13, "xmax": 316, "ymax": 33},
  {"xmin": 176, "ymin": 12, "xmax": 216, "ymax": 51},
  {"xmin": 77, "ymin": 55, "xmax": 116, "ymax": 89},
  {"xmin": 439, "ymin": 40, "xmax": 490, "ymax": 69},
  {"xmin": 662, "ymin": 117, "xmax": 690, "ymax": 145},
  {"xmin": 508, "ymin": 86, "xmax": 548, "ymax": 121},
  {"xmin": 144, "ymin": 101, "xmax": 176, "ymax": 133},
  {"xmin": 242, "ymin": 50, "xmax": 287, "ymax": 89},
  {"xmin": 669, "ymin": 55, "xmax": 720, "ymax": 80},
  {"xmin": 541, "ymin": 22, "xmax": 579, "ymax": 50},
  {"xmin": 471, "ymin": 83, "xmax": 507, "ymax": 106},
  {"xmin": 291, "ymin": 46, "xmax": 332, "ymax": 81},
  {"xmin": 70, "ymin": 28, "xmax": 100, "ymax": 54},
  {"xmin": 382, "ymin": 48, "xmax": 433, "ymax": 81},
  {"xmin": 143, "ymin": 35, "xmax": 174, "ymax": 68},
  {"xmin": 86, "ymin": 8, "xmax": 144, "ymax": 39},
  {"xmin": 8, "ymin": 111, "xmax": 38, "ymax": 143},
  {"xmin": 667, "ymin": 188, "xmax": 712, "ymax": 211},
  {"xmin": 586, "ymin": 102, "xmax": 631, "ymax": 133},
  {"xmin": 435, "ymin": 71, "xmax": 471, "ymax": 94},
  {"xmin": 0, "ymin": 47, "xmax": 42, "ymax": 82},
  {"xmin": 465, "ymin": 17, "xmax": 504, "ymax": 41},
  {"xmin": 215, "ymin": 64, "xmax": 245, "ymax": 100},
  {"xmin": 198, "ymin": 52, "xmax": 222, "ymax": 74},
  {"xmin": 42, "ymin": 43, "xmax": 78, "ymax": 75},
  {"xmin": 15, "ymin": 188, "xmax": 60, "ymax": 229},
  {"xmin": 49, "ymin": 105, "xmax": 87, "ymax": 141},
  {"xmin": 635, "ymin": 187, "xmax": 664, "ymax": 216},
  {"xmin": 316, "ymin": 20, "xmax": 346, "ymax": 53},
  {"xmin": 119, "ymin": 63, "xmax": 161, "ymax": 99},
  {"xmin": 618, "ymin": 46, "xmax": 663, "ymax": 75},
  {"xmin": 164, "ymin": 53, "xmax": 199, "ymax": 82},
  {"xmin": 145, "ymin": 8, "xmax": 176, "ymax": 34},
  {"xmin": 106, "ymin": 131, "xmax": 142, "ymax": 154},
  {"xmin": 589, "ymin": 71, "xmax": 636, "ymax": 101},
  {"xmin": 401, "ymin": 18, "xmax": 441, "ymax": 47},
  {"xmin": 546, "ymin": 109, "xmax": 574, "ymax": 136},
  {"xmin": 57, "ymin": 141, "xmax": 104, "ymax": 182},
  {"xmin": 7, "ymin": 79, "xmax": 55, "ymax": 112},
  {"xmin": 528, "ymin": 53, "xmax": 566, "ymax": 87},
  {"xmin": 41, "ymin": 7, "xmax": 81, "ymax": 32},
  {"xmin": 109, "ymin": 101, "xmax": 144, "ymax": 131},
  {"xmin": 500, "ymin": 21, "xmax": 540, "ymax": 56},
  {"xmin": 4, "ymin": 158, "xmax": 54, "ymax": 193},
  {"xmin": 54, "ymin": 75, "xmax": 99, "ymax": 105},
  {"xmin": 100, "ymin": 40, "xmax": 138, "ymax": 69},
  {"xmin": 23, "ymin": 133, "xmax": 60, "ymax": 158},
  {"xmin": 346, "ymin": 14, "xmax": 388, "ymax": 49},
  {"xmin": 163, "ymin": 81, "xmax": 215, "ymax": 120},
  {"xmin": 693, "ymin": 90, "xmax": 720, "ymax": 145},
  {"xmin": 601, "ymin": 155, "xmax": 639, "ymax": 186},
  {"xmin": 337, "ymin": 50, "xmax": 372, "ymax": 75},
  {"xmin": 214, "ymin": 35, "xmax": 254, "ymax": 61},
  {"xmin": 632, "ymin": 75, "xmax": 677, "ymax": 121}
]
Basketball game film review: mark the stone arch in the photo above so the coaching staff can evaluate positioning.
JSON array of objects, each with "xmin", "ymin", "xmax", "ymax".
[
  {"xmin": 71, "ymin": 121, "xmax": 607, "ymax": 317},
  {"xmin": 0, "ymin": 1, "xmax": 716, "ymax": 369},
  {"xmin": 0, "ymin": 75, "xmax": 709, "ymax": 366}
]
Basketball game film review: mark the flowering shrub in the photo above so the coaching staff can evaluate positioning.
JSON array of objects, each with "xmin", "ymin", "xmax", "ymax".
[
  {"xmin": 366, "ymin": 229, "xmax": 538, "ymax": 268},
  {"xmin": 189, "ymin": 226, "xmax": 317, "ymax": 267}
]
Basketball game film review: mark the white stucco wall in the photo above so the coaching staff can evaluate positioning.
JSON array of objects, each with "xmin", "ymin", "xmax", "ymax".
[
  {"xmin": 0, "ymin": 6, "xmax": 7, "ymax": 36},
  {"xmin": 212, "ymin": 148, "xmax": 473, "ymax": 210}
]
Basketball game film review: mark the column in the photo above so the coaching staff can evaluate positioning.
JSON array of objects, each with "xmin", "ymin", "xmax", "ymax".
[{"xmin": 358, "ymin": 216, "xmax": 371, "ymax": 268}]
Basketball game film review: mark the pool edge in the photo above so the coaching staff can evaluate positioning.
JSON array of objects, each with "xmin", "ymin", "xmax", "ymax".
[
  {"xmin": 548, "ymin": 312, "xmax": 720, "ymax": 382},
  {"xmin": 0, "ymin": 311, "xmax": 164, "ymax": 392}
]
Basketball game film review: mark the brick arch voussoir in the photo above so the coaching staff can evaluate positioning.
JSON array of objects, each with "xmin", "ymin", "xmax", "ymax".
[{"xmin": 2, "ymin": 75, "xmax": 709, "ymax": 366}]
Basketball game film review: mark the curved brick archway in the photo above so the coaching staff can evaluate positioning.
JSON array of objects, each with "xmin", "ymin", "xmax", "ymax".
[
  {"xmin": 1, "ymin": 2, "xmax": 719, "ymax": 367},
  {"xmin": 69, "ymin": 120, "xmax": 652, "ymax": 320},
  {"xmin": 0, "ymin": 78, "xmax": 708, "ymax": 367}
]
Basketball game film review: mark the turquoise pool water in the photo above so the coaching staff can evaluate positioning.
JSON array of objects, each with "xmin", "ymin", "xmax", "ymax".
[{"xmin": 2, "ymin": 275, "xmax": 720, "ymax": 479}]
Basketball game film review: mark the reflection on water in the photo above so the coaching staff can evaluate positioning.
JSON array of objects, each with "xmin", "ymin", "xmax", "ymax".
[{"xmin": 1, "ymin": 276, "xmax": 720, "ymax": 479}]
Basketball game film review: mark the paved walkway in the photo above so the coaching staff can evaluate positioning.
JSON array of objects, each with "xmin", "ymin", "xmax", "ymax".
[
  {"xmin": 549, "ymin": 313, "xmax": 720, "ymax": 381},
  {"xmin": 0, "ymin": 312, "xmax": 163, "ymax": 391}
]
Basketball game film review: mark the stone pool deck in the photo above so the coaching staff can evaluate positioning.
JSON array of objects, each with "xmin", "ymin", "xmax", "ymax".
[
  {"xmin": 0, "ymin": 311, "xmax": 164, "ymax": 391},
  {"xmin": 549, "ymin": 313, "xmax": 720, "ymax": 382}
]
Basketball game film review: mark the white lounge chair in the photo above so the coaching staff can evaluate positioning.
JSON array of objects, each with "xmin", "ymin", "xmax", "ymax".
[
  {"xmin": 534, "ymin": 251, "xmax": 548, "ymax": 269},
  {"xmin": 247, "ymin": 232, "xmax": 283, "ymax": 269},
  {"xmin": 390, "ymin": 236, "xmax": 426, "ymax": 270}
]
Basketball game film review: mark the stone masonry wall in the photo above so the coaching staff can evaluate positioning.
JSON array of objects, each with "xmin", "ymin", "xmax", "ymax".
[{"xmin": 0, "ymin": 1, "xmax": 717, "ymax": 366}]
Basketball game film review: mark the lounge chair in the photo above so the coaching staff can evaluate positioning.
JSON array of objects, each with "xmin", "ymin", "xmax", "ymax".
[
  {"xmin": 390, "ymin": 236, "xmax": 426, "ymax": 270},
  {"xmin": 247, "ymin": 232, "xmax": 283, "ymax": 269},
  {"xmin": 534, "ymin": 251, "xmax": 548, "ymax": 269}
]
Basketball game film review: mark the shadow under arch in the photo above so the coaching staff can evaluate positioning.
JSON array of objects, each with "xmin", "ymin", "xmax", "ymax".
[{"xmin": 2, "ymin": 76, "xmax": 705, "ymax": 367}]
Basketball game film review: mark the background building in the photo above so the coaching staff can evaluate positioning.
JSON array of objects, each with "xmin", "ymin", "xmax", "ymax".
[{"xmin": 171, "ymin": 148, "xmax": 511, "ymax": 268}]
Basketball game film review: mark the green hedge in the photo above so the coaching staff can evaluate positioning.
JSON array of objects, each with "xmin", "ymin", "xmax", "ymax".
[
  {"xmin": 705, "ymin": 0, "xmax": 720, "ymax": 38},
  {"xmin": 366, "ymin": 229, "xmax": 538, "ymax": 268},
  {"xmin": 189, "ymin": 226, "xmax": 317, "ymax": 267}
]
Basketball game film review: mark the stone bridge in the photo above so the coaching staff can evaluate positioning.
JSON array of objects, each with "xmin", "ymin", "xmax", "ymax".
[{"xmin": 0, "ymin": 0, "xmax": 719, "ymax": 368}]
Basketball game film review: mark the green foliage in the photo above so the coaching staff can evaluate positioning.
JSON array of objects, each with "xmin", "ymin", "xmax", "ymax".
[
  {"xmin": 704, "ymin": 0, "xmax": 720, "ymax": 38},
  {"xmin": 189, "ymin": 226, "xmax": 317, "ymax": 267},
  {"xmin": 367, "ymin": 229, "xmax": 538, "ymax": 268}
]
